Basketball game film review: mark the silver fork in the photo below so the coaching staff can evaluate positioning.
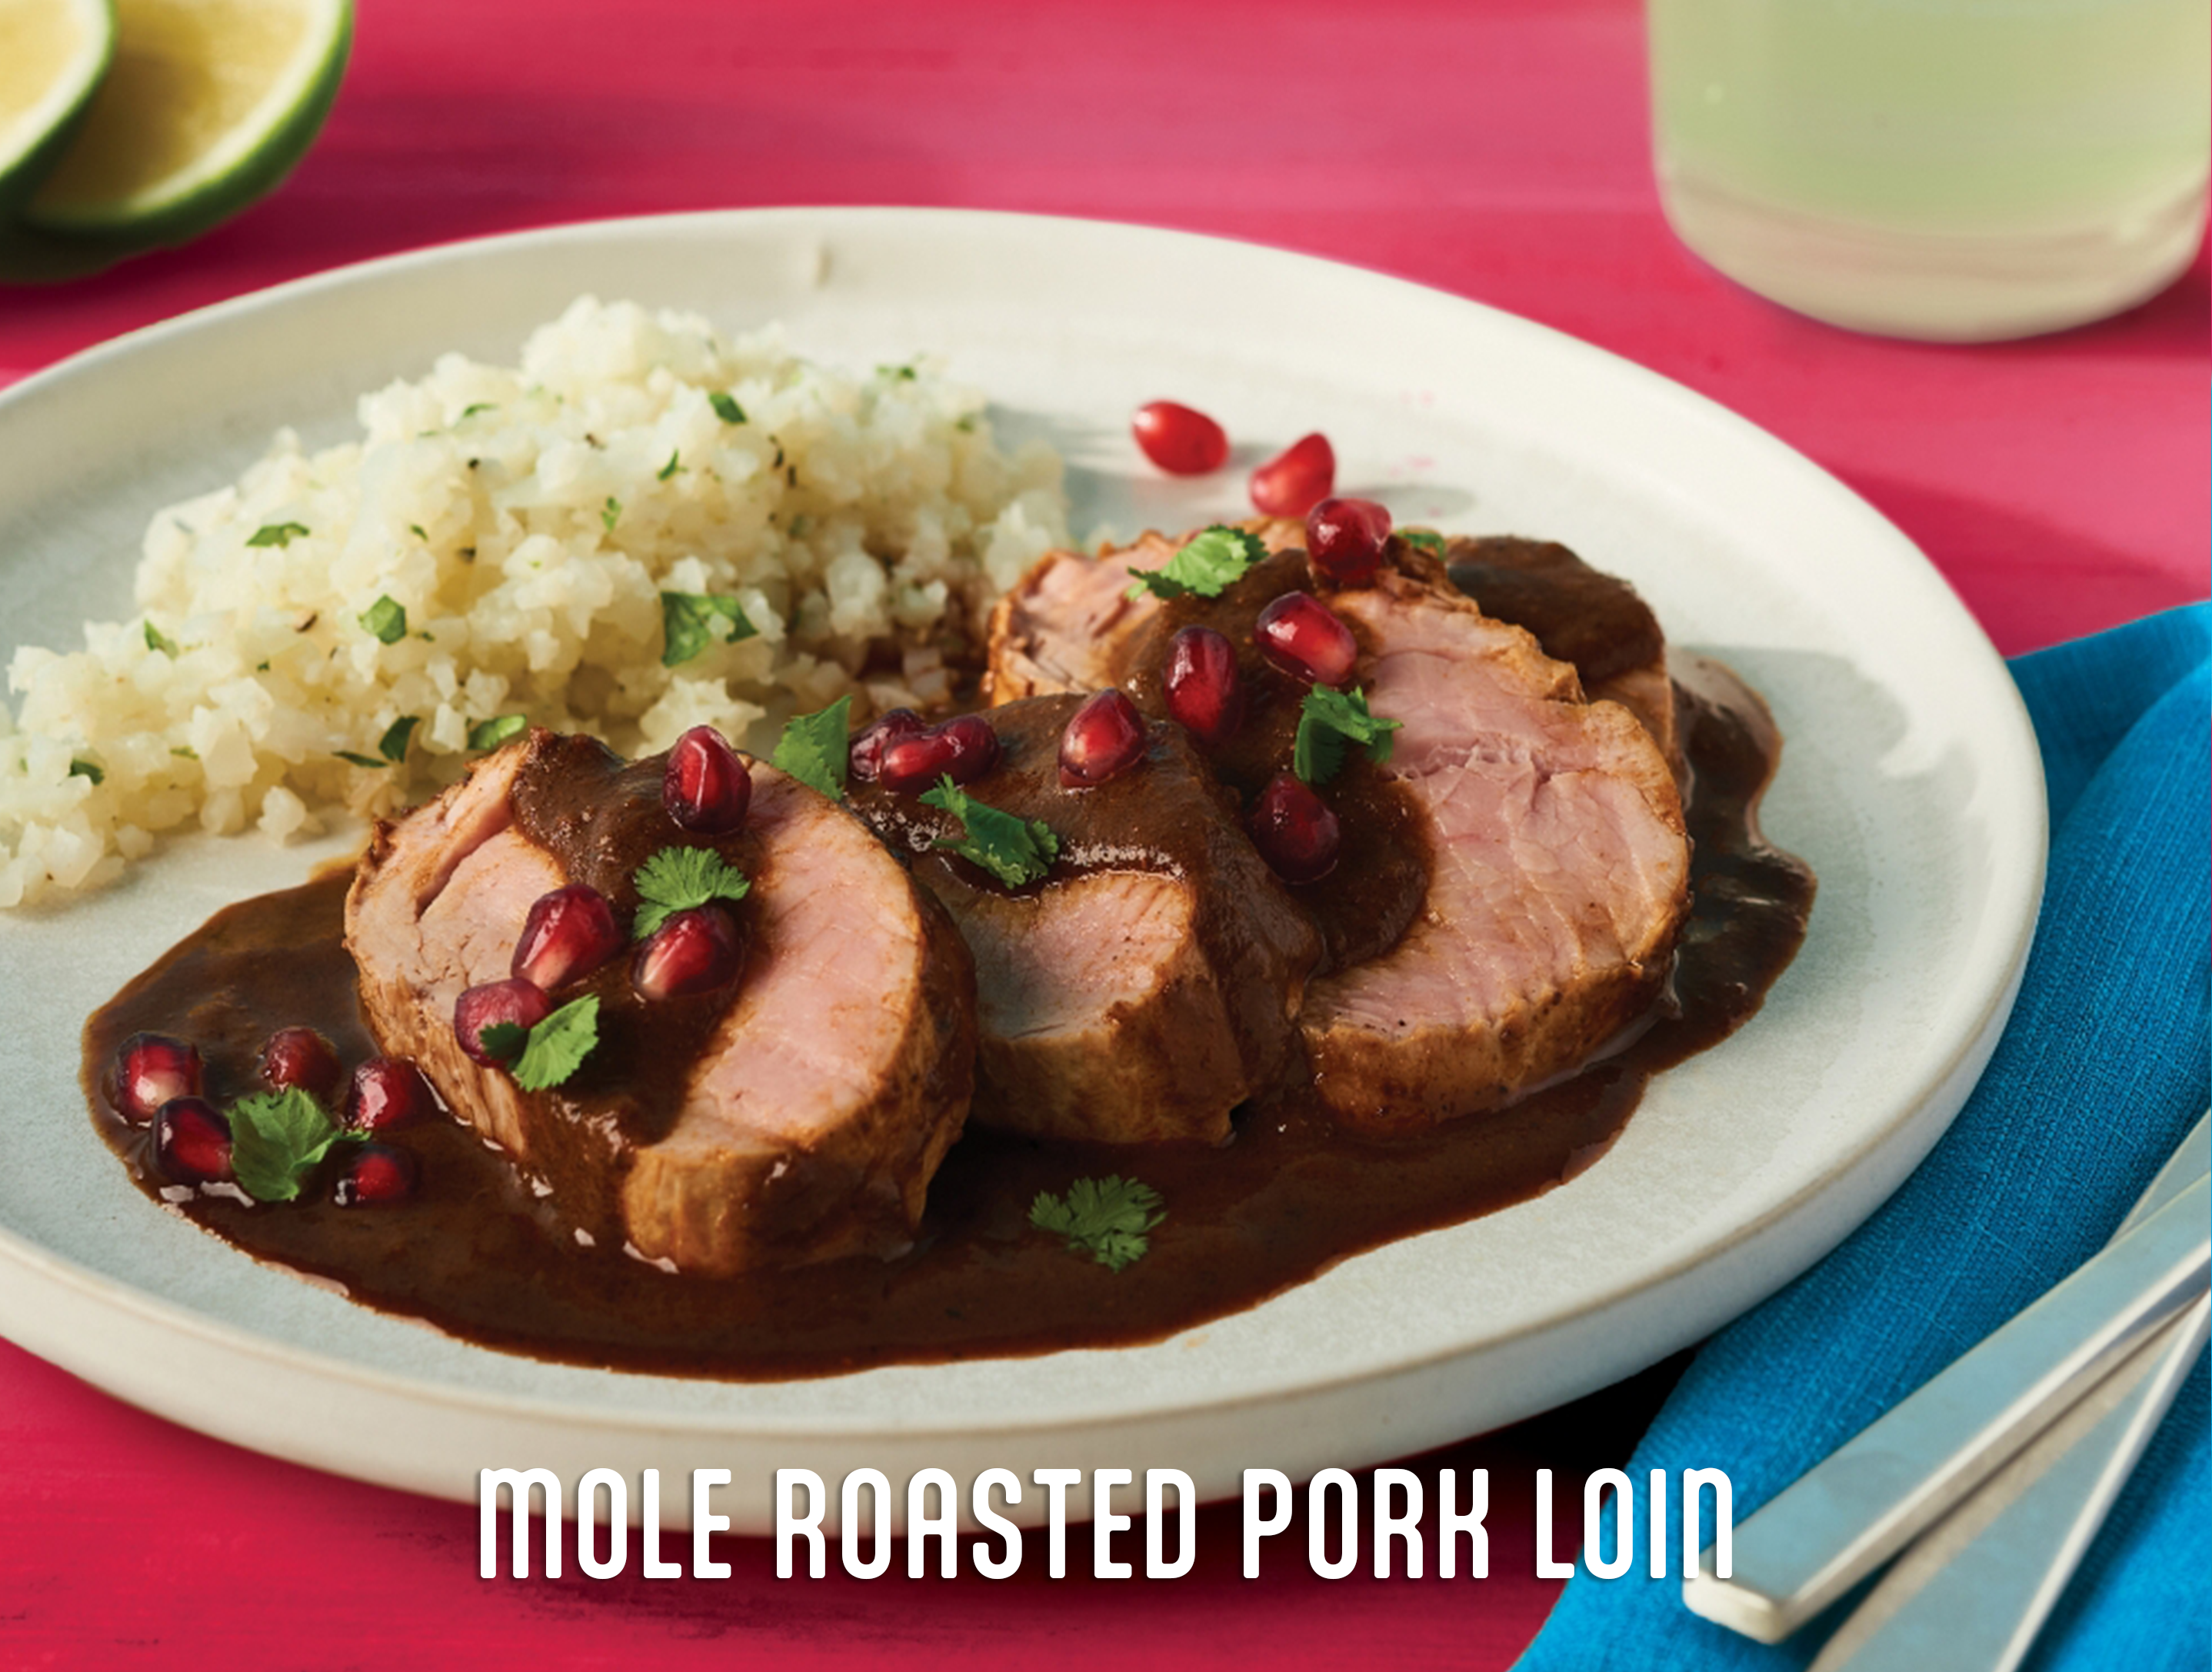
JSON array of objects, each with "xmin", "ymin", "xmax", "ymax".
[
  {"xmin": 1684, "ymin": 1114, "xmax": 2210, "ymax": 1657},
  {"xmin": 1807, "ymin": 1290, "xmax": 2207, "ymax": 1670}
]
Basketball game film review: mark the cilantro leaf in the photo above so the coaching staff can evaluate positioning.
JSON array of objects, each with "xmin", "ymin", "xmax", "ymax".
[
  {"xmin": 378, "ymin": 715, "xmax": 420, "ymax": 763},
  {"xmin": 709, "ymin": 391, "xmax": 747, "ymax": 424},
  {"xmin": 601, "ymin": 496, "xmax": 621, "ymax": 533},
  {"xmin": 660, "ymin": 590, "xmax": 757, "ymax": 667},
  {"xmin": 1293, "ymin": 684, "xmax": 1404, "ymax": 785},
  {"xmin": 359, "ymin": 595, "xmax": 408, "ymax": 644},
  {"xmin": 228, "ymin": 1086, "xmax": 345, "ymax": 1203},
  {"xmin": 658, "ymin": 450, "xmax": 682, "ymax": 481},
  {"xmin": 246, "ymin": 521, "xmax": 310, "ymax": 548},
  {"xmin": 458, "ymin": 401, "xmax": 496, "ymax": 419},
  {"xmin": 1029, "ymin": 1176, "xmax": 1164, "ymax": 1272},
  {"xmin": 771, "ymin": 696, "xmax": 851, "ymax": 800},
  {"xmin": 1397, "ymin": 528, "xmax": 1446, "ymax": 558},
  {"xmin": 68, "ymin": 758, "xmax": 103, "ymax": 784},
  {"xmin": 144, "ymin": 619, "xmax": 180, "ymax": 657},
  {"xmin": 1124, "ymin": 525, "xmax": 1265, "ymax": 601},
  {"xmin": 468, "ymin": 713, "xmax": 528, "ymax": 751},
  {"xmin": 334, "ymin": 751, "xmax": 387, "ymax": 768},
  {"xmin": 476, "ymin": 1021, "xmax": 528, "ymax": 1063},
  {"xmin": 920, "ymin": 776, "xmax": 1060, "ymax": 888},
  {"xmin": 633, "ymin": 845, "xmax": 752, "ymax": 938},
  {"xmin": 511, "ymin": 995, "xmax": 600, "ymax": 1091}
]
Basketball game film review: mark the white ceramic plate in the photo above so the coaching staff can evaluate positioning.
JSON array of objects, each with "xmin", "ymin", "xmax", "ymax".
[{"xmin": 0, "ymin": 208, "xmax": 2044, "ymax": 1532}]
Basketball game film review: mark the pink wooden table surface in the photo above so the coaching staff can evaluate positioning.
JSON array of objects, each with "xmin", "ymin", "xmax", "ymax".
[{"xmin": 1, "ymin": 2, "xmax": 2204, "ymax": 1666}]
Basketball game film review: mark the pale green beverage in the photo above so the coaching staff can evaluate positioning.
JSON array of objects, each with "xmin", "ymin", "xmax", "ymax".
[{"xmin": 1649, "ymin": 0, "xmax": 2210, "ymax": 339}]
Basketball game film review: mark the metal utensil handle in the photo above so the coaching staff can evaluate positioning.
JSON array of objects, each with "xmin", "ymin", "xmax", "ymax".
[
  {"xmin": 1809, "ymin": 1294, "xmax": 2210, "ymax": 1672},
  {"xmin": 1684, "ymin": 1167, "xmax": 2210, "ymax": 1642}
]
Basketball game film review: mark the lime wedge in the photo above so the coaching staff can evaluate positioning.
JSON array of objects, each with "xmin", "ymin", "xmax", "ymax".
[
  {"xmin": 21, "ymin": 0, "xmax": 351, "ymax": 246},
  {"xmin": 0, "ymin": 0, "xmax": 115, "ymax": 213}
]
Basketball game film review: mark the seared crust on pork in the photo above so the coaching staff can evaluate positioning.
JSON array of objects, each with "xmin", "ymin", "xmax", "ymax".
[
  {"xmin": 984, "ymin": 519, "xmax": 1307, "ymax": 704},
  {"xmin": 1298, "ymin": 558, "xmax": 1688, "ymax": 1133},
  {"xmin": 984, "ymin": 527, "xmax": 1690, "ymax": 1136},
  {"xmin": 851, "ymin": 698, "xmax": 1320, "ymax": 1145},
  {"xmin": 345, "ymin": 734, "xmax": 975, "ymax": 1275},
  {"xmin": 1443, "ymin": 534, "xmax": 1681, "ymax": 777}
]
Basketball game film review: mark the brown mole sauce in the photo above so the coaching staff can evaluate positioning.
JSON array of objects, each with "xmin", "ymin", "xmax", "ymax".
[
  {"xmin": 848, "ymin": 698, "xmax": 1259, "ymax": 901},
  {"xmin": 459, "ymin": 736, "xmax": 777, "ymax": 1235},
  {"xmin": 1122, "ymin": 545, "xmax": 1428, "ymax": 968},
  {"xmin": 1444, "ymin": 536, "xmax": 1665, "ymax": 689},
  {"xmin": 84, "ymin": 557, "xmax": 1814, "ymax": 1381}
]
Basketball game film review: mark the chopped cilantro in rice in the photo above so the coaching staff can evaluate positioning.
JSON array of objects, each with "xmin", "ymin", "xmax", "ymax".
[{"xmin": 0, "ymin": 298, "xmax": 1067, "ymax": 906}]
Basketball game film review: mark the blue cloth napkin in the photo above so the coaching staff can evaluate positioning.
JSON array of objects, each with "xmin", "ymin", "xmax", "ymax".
[{"xmin": 1517, "ymin": 604, "xmax": 2210, "ymax": 1672}]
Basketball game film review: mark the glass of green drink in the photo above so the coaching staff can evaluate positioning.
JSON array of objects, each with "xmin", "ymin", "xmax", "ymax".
[{"xmin": 1647, "ymin": 0, "xmax": 2209, "ymax": 340}]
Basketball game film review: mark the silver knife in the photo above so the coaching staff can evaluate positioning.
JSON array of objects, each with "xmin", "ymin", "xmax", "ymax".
[{"xmin": 1684, "ymin": 1114, "xmax": 2211, "ymax": 1642}]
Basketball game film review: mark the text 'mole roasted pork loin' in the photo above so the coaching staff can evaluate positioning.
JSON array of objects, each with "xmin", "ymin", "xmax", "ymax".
[
  {"xmin": 849, "ymin": 696, "xmax": 1321, "ymax": 1146},
  {"xmin": 986, "ymin": 522, "xmax": 1691, "ymax": 1135},
  {"xmin": 345, "ymin": 730, "xmax": 975, "ymax": 1276}
]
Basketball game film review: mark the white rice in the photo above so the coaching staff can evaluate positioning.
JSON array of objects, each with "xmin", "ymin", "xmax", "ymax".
[{"xmin": 0, "ymin": 297, "xmax": 1068, "ymax": 908}]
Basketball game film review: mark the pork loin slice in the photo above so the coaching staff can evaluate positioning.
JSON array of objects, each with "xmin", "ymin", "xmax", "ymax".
[
  {"xmin": 984, "ymin": 518, "xmax": 1305, "ymax": 702},
  {"xmin": 983, "ymin": 530, "xmax": 1691, "ymax": 1135},
  {"xmin": 1444, "ymin": 535, "xmax": 1681, "ymax": 775},
  {"xmin": 345, "ymin": 731, "xmax": 975, "ymax": 1275},
  {"xmin": 851, "ymin": 698, "xmax": 1319, "ymax": 1144},
  {"xmin": 1298, "ymin": 565, "xmax": 1689, "ymax": 1133}
]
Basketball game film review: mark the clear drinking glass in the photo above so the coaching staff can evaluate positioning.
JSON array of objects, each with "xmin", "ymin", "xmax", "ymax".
[{"xmin": 1647, "ymin": 0, "xmax": 2210, "ymax": 341}]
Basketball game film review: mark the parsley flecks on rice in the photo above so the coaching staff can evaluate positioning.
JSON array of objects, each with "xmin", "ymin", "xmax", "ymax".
[{"xmin": 0, "ymin": 298, "xmax": 1068, "ymax": 908}]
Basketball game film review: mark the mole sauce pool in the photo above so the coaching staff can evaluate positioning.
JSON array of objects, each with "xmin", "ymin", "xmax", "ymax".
[{"xmin": 83, "ymin": 654, "xmax": 1811, "ymax": 1381}]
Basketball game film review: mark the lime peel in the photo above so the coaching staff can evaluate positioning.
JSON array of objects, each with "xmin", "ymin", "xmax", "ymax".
[
  {"xmin": 22, "ymin": 0, "xmax": 353, "ymax": 247},
  {"xmin": 0, "ymin": 0, "xmax": 115, "ymax": 214}
]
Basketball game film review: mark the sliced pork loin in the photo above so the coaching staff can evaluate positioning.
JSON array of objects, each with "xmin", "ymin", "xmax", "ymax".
[
  {"xmin": 984, "ymin": 528, "xmax": 1691, "ymax": 1136},
  {"xmin": 987, "ymin": 521, "xmax": 1674, "ymax": 767},
  {"xmin": 984, "ymin": 519, "xmax": 1306, "ymax": 703},
  {"xmin": 850, "ymin": 698, "xmax": 1320, "ymax": 1145},
  {"xmin": 1443, "ymin": 535, "xmax": 1681, "ymax": 777},
  {"xmin": 345, "ymin": 730, "xmax": 975, "ymax": 1276},
  {"xmin": 1296, "ymin": 560, "xmax": 1688, "ymax": 1134}
]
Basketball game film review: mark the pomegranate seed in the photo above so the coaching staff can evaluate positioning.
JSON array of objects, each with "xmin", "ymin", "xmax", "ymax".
[
  {"xmin": 112, "ymin": 1033, "xmax": 203, "ymax": 1124},
  {"xmin": 1254, "ymin": 591, "xmax": 1358, "ymax": 686},
  {"xmin": 1131, "ymin": 401, "xmax": 1229, "ymax": 475},
  {"xmin": 454, "ymin": 978, "xmax": 552, "ymax": 1064},
  {"xmin": 632, "ymin": 906, "xmax": 745, "ymax": 1001},
  {"xmin": 663, "ymin": 724, "xmax": 751, "ymax": 834},
  {"xmin": 934, "ymin": 714, "xmax": 1001, "ymax": 781},
  {"xmin": 511, "ymin": 883, "xmax": 624, "ymax": 991},
  {"xmin": 849, "ymin": 707, "xmax": 928, "ymax": 784},
  {"xmin": 1058, "ymin": 689, "xmax": 1148, "ymax": 788},
  {"xmin": 879, "ymin": 714, "xmax": 1001, "ymax": 795},
  {"xmin": 346, "ymin": 1056, "xmax": 436, "ymax": 1133},
  {"xmin": 1162, "ymin": 626, "xmax": 1246, "ymax": 746},
  {"xmin": 256, "ymin": 1026, "xmax": 343, "ymax": 1104},
  {"xmin": 1306, "ymin": 497, "xmax": 1393, "ymax": 587},
  {"xmin": 334, "ymin": 1143, "xmax": 418, "ymax": 1207},
  {"xmin": 1248, "ymin": 773, "xmax": 1341, "ymax": 884},
  {"xmin": 152, "ymin": 1097, "xmax": 233, "ymax": 1186},
  {"xmin": 1248, "ymin": 432, "xmax": 1335, "ymax": 518}
]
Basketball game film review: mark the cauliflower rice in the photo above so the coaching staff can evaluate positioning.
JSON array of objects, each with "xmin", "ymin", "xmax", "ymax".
[{"xmin": 0, "ymin": 298, "xmax": 1068, "ymax": 908}]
